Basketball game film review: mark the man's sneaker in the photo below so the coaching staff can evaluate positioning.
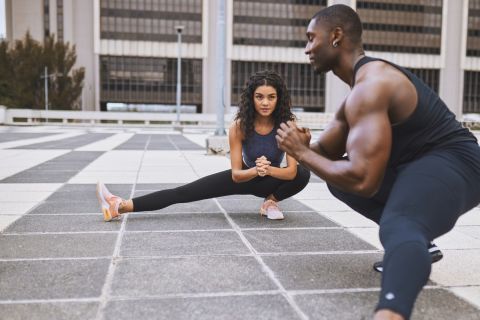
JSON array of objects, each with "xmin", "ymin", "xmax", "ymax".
[
  {"xmin": 373, "ymin": 242, "xmax": 443, "ymax": 273},
  {"xmin": 96, "ymin": 181, "xmax": 122, "ymax": 222},
  {"xmin": 259, "ymin": 199, "xmax": 284, "ymax": 220}
]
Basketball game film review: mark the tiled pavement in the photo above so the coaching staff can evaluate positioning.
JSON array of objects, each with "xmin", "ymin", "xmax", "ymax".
[{"xmin": 0, "ymin": 125, "xmax": 479, "ymax": 320}]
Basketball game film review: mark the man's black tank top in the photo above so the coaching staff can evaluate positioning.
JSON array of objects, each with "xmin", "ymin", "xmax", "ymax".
[{"xmin": 353, "ymin": 56, "xmax": 477, "ymax": 167}]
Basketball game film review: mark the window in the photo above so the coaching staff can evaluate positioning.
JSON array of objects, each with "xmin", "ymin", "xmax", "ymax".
[
  {"xmin": 99, "ymin": 0, "xmax": 202, "ymax": 43},
  {"xmin": 464, "ymin": 71, "xmax": 480, "ymax": 113},
  {"xmin": 467, "ymin": 0, "xmax": 480, "ymax": 56},
  {"xmin": 100, "ymin": 55, "xmax": 203, "ymax": 107},
  {"xmin": 233, "ymin": 0, "xmax": 327, "ymax": 48},
  {"xmin": 231, "ymin": 61, "xmax": 325, "ymax": 111},
  {"xmin": 357, "ymin": 0, "xmax": 443, "ymax": 54}
]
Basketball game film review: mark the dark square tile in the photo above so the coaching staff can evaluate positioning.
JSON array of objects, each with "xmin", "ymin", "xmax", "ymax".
[
  {"xmin": 5, "ymin": 214, "xmax": 120, "ymax": 233},
  {"xmin": 0, "ymin": 302, "xmax": 99, "ymax": 320},
  {"xmin": 30, "ymin": 201, "xmax": 104, "ymax": 214},
  {"xmin": 104, "ymin": 295, "xmax": 298, "ymax": 320},
  {"xmin": 217, "ymin": 199, "xmax": 314, "ymax": 213},
  {"xmin": 0, "ymin": 259, "xmax": 110, "ymax": 299},
  {"xmin": 231, "ymin": 211, "xmax": 338, "ymax": 229},
  {"xmin": 294, "ymin": 289, "xmax": 480, "ymax": 320},
  {"xmin": 244, "ymin": 229, "xmax": 375, "ymax": 253},
  {"xmin": 120, "ymin": 231, "xmax": 248, "ymax": 256},
  {"xmin": 111, "ymin": 256, "xmax": 276, "ymax": 296},
  {"xmin": 126, "ymin": 213, "xmax": 231, "ymax": 231},
  {"xmin": 131, "ymin": 199, "xmax": 222, "ymax": 214},
  {"xmin": 263, "ymin": 253, "xmax": 383, "ymax": 290},
  {"xmin": 0, "ymin": 233, "xmax": 117, "ymax": 258}
]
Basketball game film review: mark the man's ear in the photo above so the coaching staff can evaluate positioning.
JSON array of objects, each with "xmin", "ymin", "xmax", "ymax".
[{"xmin": 331, "ymin": 27, "xmax": 344, "ymax": 46}]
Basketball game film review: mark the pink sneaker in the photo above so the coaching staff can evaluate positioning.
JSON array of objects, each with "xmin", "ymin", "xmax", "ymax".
[
  {"xmin": 96, "ymin": 182, "xmax": 122, "ymax": 222},
  {"xmin": 259, "ymin": 199, "xmax": 284, "ymax": 220}
]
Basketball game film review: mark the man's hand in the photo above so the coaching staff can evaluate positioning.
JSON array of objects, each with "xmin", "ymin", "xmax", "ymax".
[
  {"xmin": 255, "ymin": 156, "xmax": 271, "ymax": 177},
  {"xmin": 276, "ymin": 121, "xmax": 311, "ymax": 160}
]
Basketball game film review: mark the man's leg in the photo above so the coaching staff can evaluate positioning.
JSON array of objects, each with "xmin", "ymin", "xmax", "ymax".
[{"xmin": 376, "ymin": 145, "xmax": 480, "ymax": 319}]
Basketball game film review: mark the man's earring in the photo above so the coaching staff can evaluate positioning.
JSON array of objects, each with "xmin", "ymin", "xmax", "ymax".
[{"xmin": 333, "ymin": 40, "xmax": 339, "ymax": 48}]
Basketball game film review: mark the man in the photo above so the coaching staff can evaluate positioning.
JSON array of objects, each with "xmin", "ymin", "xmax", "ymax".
[{"xmin": 276, "ymin": 4, "xmax": 480, "ymax": 320}]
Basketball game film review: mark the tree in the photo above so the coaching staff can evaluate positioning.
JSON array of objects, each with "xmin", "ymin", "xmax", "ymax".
[{"xmin": 0, "ymin": 32, "xmax": 85, "ymax": 110}]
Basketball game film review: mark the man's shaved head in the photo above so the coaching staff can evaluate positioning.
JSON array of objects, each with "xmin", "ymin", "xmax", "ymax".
[{"xmin": 312, "ymin": 4, "xmax": 363, "ymax": 44}]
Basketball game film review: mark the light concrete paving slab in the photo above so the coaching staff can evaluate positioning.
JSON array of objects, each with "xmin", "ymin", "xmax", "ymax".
[
  {"xmin": 435, "ymin": 229, "xmax": 480, "ymax": 249},
  {"xmin": 456, "ymin": 226, "xmax": 480, "ymax": 240},
  {"xmin": 69, "ymin": 171, "xmax": 139, "ymax": 184},
  {"xmin": 298, "ymin": 199, "xmax": 353, "ymax": 212},
  {"xmin": 450, "ymin": 286, "xmax": 480, "ymax": 309},
  {"xmin": 0, "ymin": 150, "xmax": 70, "ymax": 180},
  {"xmin": 457, "ymin": 208, "xmax": 480, "ymax": 226},
  {"xmin": 293, "ymin": 182, "xmax": 330, "ymax": 200},
  {"xmin": 430, "ymin": 249, "xmax": 480, "ymax": 286},
  {"xmin": 313, "ymin": 210, "xmax": 378, "ymax": 228},
  {"xmin": 0, "ymin": 191, "xmax": 52, "ymax": 202},
  {"xmin": 0, "ymin": 202, "xmax": 39, "ymax": 215},
  {"xmin": 0, "ymin": 183, "xmax": 62, "ymax": 192},
  {"xmin": 183, "ymin": 133, "xmax": 209, "ymax": 148},
  {"xmin": 0, "ymin": 215, "xmax": 22, "ymax": 232},
  {"xmin": 137, "ymin": 172, "xmax": 199, "ymax": 184},
  {"xmin": 347, "ymin": 227, "xmax": 382, "ymax": 250}
]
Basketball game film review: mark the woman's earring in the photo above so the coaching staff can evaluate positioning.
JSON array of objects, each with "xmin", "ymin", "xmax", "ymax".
[{"xmin": 333, "ymin": 40, "xmax": 339, "ymax": 48}]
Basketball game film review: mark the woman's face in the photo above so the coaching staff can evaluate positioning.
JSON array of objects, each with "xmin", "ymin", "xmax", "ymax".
[{"xmin": 253, "ymin": 85, "xmax": 278, "ymax": 118}]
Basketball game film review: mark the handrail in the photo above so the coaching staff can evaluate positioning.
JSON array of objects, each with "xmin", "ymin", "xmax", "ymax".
[{"xmin": 2, "ymin": 108, "xmax": 335, "ymax": 130}]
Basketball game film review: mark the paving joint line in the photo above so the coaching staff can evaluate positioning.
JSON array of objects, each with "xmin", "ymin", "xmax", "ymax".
[
  {"xmin": 213, "ymin": 198, "xmax": 310, "ymax": 320},
  {"xmin": 95, "ymin": 135, "xmax": 151, "ymax": 320}
]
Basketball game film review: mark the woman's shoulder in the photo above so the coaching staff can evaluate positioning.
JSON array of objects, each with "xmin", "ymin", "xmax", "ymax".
[{"xmin": 229, "ymin": 120, "xmax": 244, "ymax": 140}]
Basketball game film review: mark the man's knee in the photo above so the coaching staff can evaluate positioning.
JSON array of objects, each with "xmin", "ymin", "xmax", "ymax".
[{"xmin": 379, "ymin": 217, "xmax": 429, "ymax": 249}]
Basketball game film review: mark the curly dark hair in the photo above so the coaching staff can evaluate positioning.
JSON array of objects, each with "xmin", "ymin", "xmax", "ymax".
[{"xmin": 234, "ymin": 70, "xmax": 295, "ymax": 138}]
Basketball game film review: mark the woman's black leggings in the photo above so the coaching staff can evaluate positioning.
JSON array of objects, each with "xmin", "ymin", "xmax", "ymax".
[
  {"xmin": 132, "ymin": 165, "xmax": 310, "ymax": 212},
  {"xmin": 328, "ymin": 141, "xmax": 480, "ymax": 319}
]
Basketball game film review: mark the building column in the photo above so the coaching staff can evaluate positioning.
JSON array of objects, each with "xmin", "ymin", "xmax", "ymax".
[
  {"xmin": 439, "ymin": 0, "xmax": 468, "ymax": 119},
  {"xmin": 202, "ymin": 0, "xmax": 232, "ymax": 114},
  {"xmin": 324, "ymin": 0, "xmax": 355, "ymax": 112},
  {"xmin": 5, "ymin": 0, "xmax": 12, "ymax": 41},
  {"xmin": 72, "ymin": 0, "xmax": 96, "ymax": 111},
  {"xmin": 48, "ymin": 0, "xmax": 57, "ymax": 39}
]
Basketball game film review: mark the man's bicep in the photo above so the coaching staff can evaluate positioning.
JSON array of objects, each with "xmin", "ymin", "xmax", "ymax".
[
  {"xmin": 312, "ymin": 116, "xmax": 348, "ymax": 160},
  {"xmin": 345, "ymin": 111, "xmax": 391, "ymax": 190}
]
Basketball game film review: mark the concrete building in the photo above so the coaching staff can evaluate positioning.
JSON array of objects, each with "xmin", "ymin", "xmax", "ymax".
[{"xmin": 4, "ymin": 0, "xmax": 480, "ymax": 117}]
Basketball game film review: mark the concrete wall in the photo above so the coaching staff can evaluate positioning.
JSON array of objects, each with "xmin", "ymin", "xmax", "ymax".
[{"xmin": 5, "ymin": 0, "xmax": 43, "ymax": 42}]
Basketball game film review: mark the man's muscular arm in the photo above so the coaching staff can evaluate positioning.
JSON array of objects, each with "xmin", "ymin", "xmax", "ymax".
[
  {"xmin": 277, "ymin": 80, "xmax": 391, "ymax": 197},
  {"xmin": 310, "ymin": 108, "xmax": 349, "ymax": 160}
]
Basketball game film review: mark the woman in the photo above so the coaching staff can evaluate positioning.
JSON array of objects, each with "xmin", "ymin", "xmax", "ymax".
[{"xmin": 96, "ymin": 70, "xmax": 310, "ymax": 221}]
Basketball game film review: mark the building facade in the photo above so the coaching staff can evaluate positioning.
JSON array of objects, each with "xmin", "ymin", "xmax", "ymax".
[{"xmin": 4, "ymin": 0, "xmax": 480, "ymax": 116}]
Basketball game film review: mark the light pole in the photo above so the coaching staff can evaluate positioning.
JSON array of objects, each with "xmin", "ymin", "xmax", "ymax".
[
  {"xmin": 215, "ymin": 0, "xmax": 226, "ymax": 135},
  {"xmin": 175, "ymin": 25, "xmax": 184, "ymax": 124},
  {"xmin": 40, "ymin": 66, "xmax": 56, "ymax": 123}
]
